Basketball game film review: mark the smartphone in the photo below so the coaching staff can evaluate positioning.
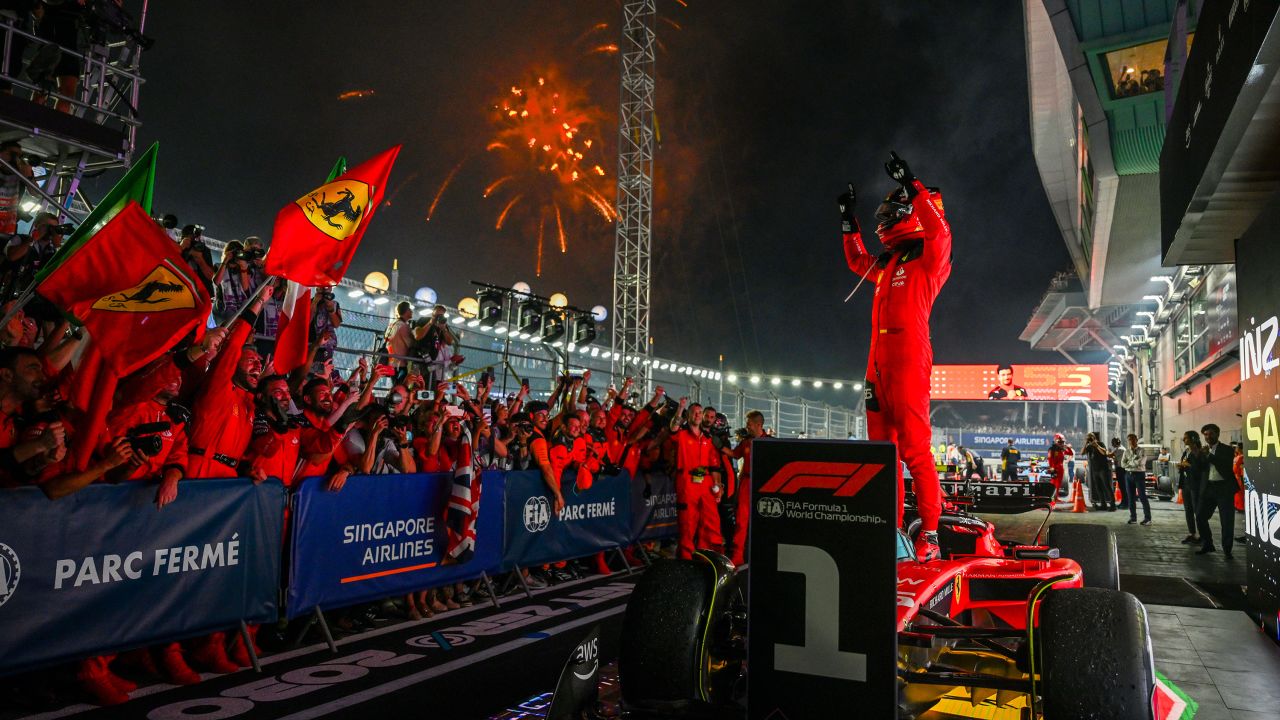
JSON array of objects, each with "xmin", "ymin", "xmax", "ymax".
[
  {"xmin": 480, "ymin": 368, "xmax": 493, "ymax": 386},
  {"xmin": 444, "ymin": 405, "xmax": 466, "ymax": 419},
  {"xmin": 482, "ymin": 407, "xmax": 492, "ymax": 424},
  {"xmin": 375, "ymin": 363, "xmax": 395, "ymax": 376},
  {"xmin": 416, "ymin": 390, "xmax": 434, "ymax": 401},
  {"xmin": 521, "ymin": 378, "xmax": 529, "ymax": 388}
]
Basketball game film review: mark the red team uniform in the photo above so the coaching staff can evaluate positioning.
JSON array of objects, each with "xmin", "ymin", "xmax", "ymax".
[{"xmin": 841, "ymin": 152, "xmax": 951, "ymax": 560}]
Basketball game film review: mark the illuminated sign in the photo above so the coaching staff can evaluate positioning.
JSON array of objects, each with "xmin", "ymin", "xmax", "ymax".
[{"xmin": 929, "ymin": 365, "xmax": 1109, "ymax": 402}]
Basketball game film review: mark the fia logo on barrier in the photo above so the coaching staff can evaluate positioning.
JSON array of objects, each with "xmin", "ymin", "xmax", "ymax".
[
  {"xmin": 0, "ymin": 543, "xmax": 20, "ymax": 608},
  {"xmin": 757, "ymin": 497, "xmax": 785, "ymax": 518},
  {"xmin": 523, "ymin": 496, "xmax": 551, "ymax": 533}
]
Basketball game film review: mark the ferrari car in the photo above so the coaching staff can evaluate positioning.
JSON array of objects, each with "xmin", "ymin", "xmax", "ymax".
[{"xmin": 616, "ymin": 497, "xmax": 1155, "ymax": 719}]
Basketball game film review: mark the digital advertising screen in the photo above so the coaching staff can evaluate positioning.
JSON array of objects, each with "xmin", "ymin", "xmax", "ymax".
[
  {"xmin": 1238, "ymin": 206, "xmax": 1280, "ymax": 643},
  {"xmin": 929, "ymin": 364, "xmax": 1109, "ymax": 402}
]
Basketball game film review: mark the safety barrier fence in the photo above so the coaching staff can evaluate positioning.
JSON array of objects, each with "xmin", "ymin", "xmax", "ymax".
[
  {"xmin": 320, "ymin": 306, "xmax": 863, "ymax": 439},
  {"xmin": 0, "ymin": 469, "xmax": 676, "ymax": 677}
]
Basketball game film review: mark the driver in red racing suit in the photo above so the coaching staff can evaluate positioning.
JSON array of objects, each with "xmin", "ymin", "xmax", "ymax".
[{"xmin": 840, "ymin": 152, "xmax": 951, "ymax": 561}]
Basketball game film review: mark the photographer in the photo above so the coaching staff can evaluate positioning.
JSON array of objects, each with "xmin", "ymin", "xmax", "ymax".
[
  {"xmin": 1083, "ymin": 433, "xmax": 1114, "ymax": 511},
  {"xmin": 178, "ymin": 224, "xmax": 216, "ymax": 294},
  {"xmin": 2, "ymin": 211, "xmax": 68, "ymax": 299},
  {"xmin": 213, "ymin": 240, "xmax": 261, "ymax": 325},
  {"xmin": 412, "ymin": 304, "xmax": 460, "ymax": 385},
  {"xmin": 101, "ymin": 356, "xmax": 188, "ymax": 508},
  {"xmin": 334, "ymin": 403, "xmax": 415, "ymax": 476},
  {"xmin": 310, "ymin": 288, "xmax": 343, "ymax": 377}
]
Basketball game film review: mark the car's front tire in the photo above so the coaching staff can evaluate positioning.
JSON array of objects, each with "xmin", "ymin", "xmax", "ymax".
[{"xmin": 1037, "ymin": 587, "xmax": 1154, "ymax": 719}]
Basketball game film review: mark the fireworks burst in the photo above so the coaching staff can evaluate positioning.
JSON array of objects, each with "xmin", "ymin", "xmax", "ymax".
[{"xmin": 484, "ymin": 70, "xmax": 616, "ymax": 276}]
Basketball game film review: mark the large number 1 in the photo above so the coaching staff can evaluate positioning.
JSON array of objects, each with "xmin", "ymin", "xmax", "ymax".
[{"xmin": 773, "ymin": 543, "xmax": 866, "ymax": 681}]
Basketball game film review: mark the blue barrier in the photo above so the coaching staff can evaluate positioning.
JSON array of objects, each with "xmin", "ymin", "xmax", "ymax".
[
  {"xmin": 286, "ymin": 471, "xmax": 505, "ymax": 619},
  {"xmin": 500, "ymin": 470, "xmax": 633, "ymax": 571},
  {"xmin": 630, "ymin": 470, "xmax": 678, "ymax": 541},
  {"xmin": 0, "ymin": 479, "xmax": 285, "ymax": 676}
]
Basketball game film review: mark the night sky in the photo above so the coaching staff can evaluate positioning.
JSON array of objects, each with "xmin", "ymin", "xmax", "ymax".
[{"xmin": 125, "ymin": 1, "xmax": 1071, "ymax": 379}]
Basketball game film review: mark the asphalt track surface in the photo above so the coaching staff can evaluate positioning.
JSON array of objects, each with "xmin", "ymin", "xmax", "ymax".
[{"xmin": 12, "ymin": 572, "xmax": 639, "ymax": 720}]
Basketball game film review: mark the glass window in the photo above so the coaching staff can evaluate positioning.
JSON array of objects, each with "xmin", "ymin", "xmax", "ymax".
[{"xmin": 1101, "ymin": 35, "xmax": 1193, "ymax": 99}]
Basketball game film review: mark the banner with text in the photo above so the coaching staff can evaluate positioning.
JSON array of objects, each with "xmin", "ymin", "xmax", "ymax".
[
  {"xmin": 1237, "ymin": 201, "xmax": 1280, "ymax": 643},
  {"xmin": 930, "ymin": 364, "xmax": 1108, "ymax": 401},
  {"xmin": 630, "ymin": 471, "xmax": 678, "ymax": 541},
  {"xmin": 501, "ymin": 470, "xmax": 632, "ymax": 570},
  {"xmin": 0, "ymin": 479, "xmax": 284, "ymax": 675},
  {"xmin": 287, "ymin": 471, "xmax": 505, "ymax": 618}
]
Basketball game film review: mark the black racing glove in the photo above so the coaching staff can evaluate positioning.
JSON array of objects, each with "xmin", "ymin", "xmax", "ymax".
[
  {"xmin": 837, "ymin": 183, "xmax": 858, "ymax": 234},
  {"xmin": 884, "ymin": 151, "xmax": 916, "ymax": 192}
]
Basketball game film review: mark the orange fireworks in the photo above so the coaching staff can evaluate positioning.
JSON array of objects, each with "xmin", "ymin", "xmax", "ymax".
[
  {"xmin": 337, "ymin": 89, "xmax": 376, "ymax": 101},
  {"xmin": 484, "ymin": 70, "xmax": 616, "ymax": 275}
]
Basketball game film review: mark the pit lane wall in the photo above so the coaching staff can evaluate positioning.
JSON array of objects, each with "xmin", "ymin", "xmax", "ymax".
[
  {"xmin": 1237, "ymin": 203, "xmax": 1280, "ymax": 643},
  {"xmin": 0, "ymin": 469, "xmax": 677, "ymax": 676}
]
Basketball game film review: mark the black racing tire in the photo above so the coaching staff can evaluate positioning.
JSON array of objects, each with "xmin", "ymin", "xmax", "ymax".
[
  {"xmin": 618, "ymin": 558, "xmax": 714, "ymax": 711},
  {"xmin": 1038, "ymin": 588, "xmax": 1155, "ymax": 719},
  {"xmin": 1047, "ymin": 523, "xmax": 1120, "ymax": 591}
]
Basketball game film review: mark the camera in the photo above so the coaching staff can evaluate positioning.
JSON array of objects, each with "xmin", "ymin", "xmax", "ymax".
[
  {"xmin": 47, "ymin": 223, "xmax": 75, "ymax": 235},
  {"xmin": 390, "ymin": 415, "xmax": 412, "ymax": 431},
  {"xmin": 126, "ymin": 421, "xmax": 171, "ymax": 456},
  {"xmin": 319, "ymin": 289, "xmax": 336, "ymax": 302},
  {"xmin": 238, "ymin": 247, "xmax": 266, "ymax": 262}
]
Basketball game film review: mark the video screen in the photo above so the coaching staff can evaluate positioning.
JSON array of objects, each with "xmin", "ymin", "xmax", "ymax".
[{"xmin": 930, "ymin": 364, "xmax": 1109, "ymax": 402}]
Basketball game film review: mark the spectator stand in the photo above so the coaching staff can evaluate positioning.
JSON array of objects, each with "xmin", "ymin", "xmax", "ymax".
[
  {"xmin": 0, "ymin": 3, "xmax": 148, "ymax": 225},
  {"xmin": 323, "ymin": 304, "xmax": 864, "ymax": 440}
]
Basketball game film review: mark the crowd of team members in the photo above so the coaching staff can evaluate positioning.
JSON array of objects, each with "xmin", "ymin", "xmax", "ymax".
[{"xmin": 0, "ymin": 276, "xmax": 763, "ymax": 705}]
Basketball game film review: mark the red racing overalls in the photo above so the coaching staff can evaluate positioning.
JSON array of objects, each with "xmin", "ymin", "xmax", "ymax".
[{"xmin": 843, "ymin": 178, "xmax": 951, "ymax": 533}]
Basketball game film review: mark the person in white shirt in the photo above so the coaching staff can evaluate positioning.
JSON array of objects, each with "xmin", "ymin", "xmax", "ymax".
[{"xmin": 1121, "ymin": 434, "xmax": 1151, "ymax": 525}]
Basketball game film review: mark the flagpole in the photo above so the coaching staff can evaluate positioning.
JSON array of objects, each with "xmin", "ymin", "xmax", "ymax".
[{"xmin": 222, "ymin": 278, "xmax": 273, "ymax": 329}]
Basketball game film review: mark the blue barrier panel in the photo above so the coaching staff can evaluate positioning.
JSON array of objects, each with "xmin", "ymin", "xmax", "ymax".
[
  {"xmin": 501, "ymin": 470, "xmax": 632, "ymax": 571},
  {"xmin": 287, "ymin": 471, "xmax": 504, "ymax": 619},
  {"xmin": 630, "ymin": 471, "xmax": 678, "ymax": 541},
  {"xmin": 0, "ymin": 479, "xmax": 284, "ymax": 676}
]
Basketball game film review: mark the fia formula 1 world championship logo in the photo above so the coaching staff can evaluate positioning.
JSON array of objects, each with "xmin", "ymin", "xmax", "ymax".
[
  {"xmin": 524, "ymin": 496, "xmax": 551, "ymax": 533},
  {"xmin": 0, "ymin": 543, "xmax": 20, "ymax": 609}
]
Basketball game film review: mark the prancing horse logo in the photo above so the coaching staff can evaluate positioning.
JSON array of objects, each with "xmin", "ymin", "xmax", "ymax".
[{"xmin": 297, "ymin": 179, "xmax": 371, "ymax": 241}]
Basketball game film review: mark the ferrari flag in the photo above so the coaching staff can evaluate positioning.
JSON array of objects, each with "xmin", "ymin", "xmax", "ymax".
[
  {"xmin": 36, "ymin": 201, "xmax": 211, "ymax": 376},
  {"xmin": 266, "ymin": 146, "xmax": 400, "ymax": 286}
]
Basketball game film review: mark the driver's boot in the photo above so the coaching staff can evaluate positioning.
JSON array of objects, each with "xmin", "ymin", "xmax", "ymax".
[{"xmin": 914, "ymin": 531, "xmax": 941, "ymax": 562}]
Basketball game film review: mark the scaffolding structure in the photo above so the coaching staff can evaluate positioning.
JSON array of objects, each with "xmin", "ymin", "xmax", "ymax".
[
  {"xmin": 0, "ymin": 7, "xmax": 147, "ymax": 224},
  {"xmin": 611, "ymin": 0, "xmax": 656, "ymax": 389}
]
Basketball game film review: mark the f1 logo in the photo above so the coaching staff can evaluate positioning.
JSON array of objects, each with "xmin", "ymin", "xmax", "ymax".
[{"xmin": 759, "ymin": 461, "xmax": 884, "ymax": 497}]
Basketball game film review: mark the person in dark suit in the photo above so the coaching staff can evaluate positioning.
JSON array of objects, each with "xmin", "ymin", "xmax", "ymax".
[
  {"xmin": 1196, "ymin": 423, "xmax": 1237, "ymax": 559},
  {"xmin": 1177, "ymin": 430, "xmax": 1206, "ymax": 544}
]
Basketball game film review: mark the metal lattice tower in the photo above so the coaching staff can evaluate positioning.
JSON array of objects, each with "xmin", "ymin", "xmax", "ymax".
[{"xmin": 611, "ymin": 0, "xmax": 656, "ymax": 387}]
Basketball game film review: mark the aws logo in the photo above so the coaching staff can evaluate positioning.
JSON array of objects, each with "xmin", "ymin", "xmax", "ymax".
[
  {"xmin": 91, "ymin": 262, "xmax": 197, "ymax": 313},
  {"xmin": 297, "ymin": 179, "xmax": 370, "ymax": 241},
  {"xmin": 759, "ymin": 461, "xmax": 885, "ymax": 497}
]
